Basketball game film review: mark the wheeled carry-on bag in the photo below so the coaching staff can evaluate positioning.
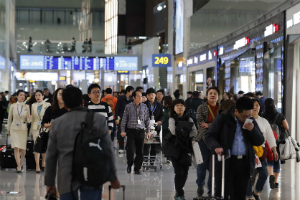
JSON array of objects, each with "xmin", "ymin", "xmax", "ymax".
[
  {"xmin": 0, "ymin": 134, "xmax": 17, "ymax": 170},
  {"xmin": 194, "ymin": 153, "xmax": 225, "ymax": 200},
  {"xmin": 109, "ymin": 185, "xmax": 125, "ymax": 200}
]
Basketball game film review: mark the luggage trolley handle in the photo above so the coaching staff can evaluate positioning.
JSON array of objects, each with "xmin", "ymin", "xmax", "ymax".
[
  {"xmin": 109, "ymin": 185, "xmax": 125, "ymax": 200},
  {"xmin": 211, "ymin": 152, "xmax": 225, "ymax": 199}
]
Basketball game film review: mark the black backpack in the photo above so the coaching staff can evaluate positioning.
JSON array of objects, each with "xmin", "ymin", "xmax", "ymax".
[{"xmin": 71, "ymin": 110, "xmax": 112, "ymax": 189}]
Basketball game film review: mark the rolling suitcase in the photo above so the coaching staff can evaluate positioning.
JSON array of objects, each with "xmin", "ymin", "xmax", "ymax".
[
  {"xmin": 194, "ymin": 154, "xmax": 225, "ymax": 200},
  {"xmin": 26, "ymin": 138, "xmax": 36, "ymax": 170},
  {"xmin": 109, "ymin": 185, "xmax": 125, "ymax": 200},
  {"xmin": 0, "ymin": 134, "xmax": 17, "ymax": 169}
]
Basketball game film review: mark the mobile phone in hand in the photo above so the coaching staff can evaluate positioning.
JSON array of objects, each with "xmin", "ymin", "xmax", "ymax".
[{"xmin": 243, "ymin": 118, "xmax": 253, "ymax": 129}]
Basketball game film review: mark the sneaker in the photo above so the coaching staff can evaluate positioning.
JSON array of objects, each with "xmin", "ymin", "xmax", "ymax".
[
  {"xmin": 197, "ymin": 187, "xmax": 204, "ymax": 197},
  {"xmin": 252, "ymin": 191, "xmax": 261, "ymax": 200},
  {"xmin": 275, "ymin": 183, "xmax": 279, "ymax": 188},
  {"xmin": 118, "ymin": 150, "xmax": 124, "ymax": 154},
  {"xmin": 269, "ymin": 175, "xmax": 275, "ymax": 189}
]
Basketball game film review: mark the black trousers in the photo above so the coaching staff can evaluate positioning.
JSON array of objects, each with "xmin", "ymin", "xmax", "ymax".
[
  {"xmin": 215, "ymin": 156, "xmax": 250, "ymax": 200},
  {"xmin": 126, "ymin": 129, "xmax": 145, "ymax": 170},
  {"xmin": 170, "ymin": 157, "xmax": 190, "ymax": 197},
  {"xmin": 117, "ymin": 119, "xmax": 125, "ymax": 150}
]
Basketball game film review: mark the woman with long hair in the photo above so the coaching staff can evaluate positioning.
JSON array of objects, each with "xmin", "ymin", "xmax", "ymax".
[
  {"xmin": 195, "ymin": 86, "xmax": 220, "ymax": 197},
  {"xmin": 7, "ymin": 90, "xmax": 32, "ymax": 173},
  {"xmin": 262, "ymin": 98, "xmax": 289, "ymax": 190},
  {"xmin": 30, "ymin": 90, "xmax": 51, "ymax": 172},
  {"xmin": 42, "ymin": 88, "xmax": 66, "ymax": 130},
  {"xmin": 246, "ymin": 99, "xmax": 278, "ymax": 200}
]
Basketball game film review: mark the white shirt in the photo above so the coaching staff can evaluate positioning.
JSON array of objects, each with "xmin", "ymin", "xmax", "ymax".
[
  {"xmin": 255, "ymin": 116, "xmax": 277, "ymax": 148},
  {"xmin": 16, "ymin": 101, "xmax": 23, "ymax": 116}
]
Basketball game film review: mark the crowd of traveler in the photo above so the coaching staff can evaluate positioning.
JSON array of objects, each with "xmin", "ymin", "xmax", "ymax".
[{"xmin": 0, "ymin": 83, "xmax": 290, "ymax": 200}]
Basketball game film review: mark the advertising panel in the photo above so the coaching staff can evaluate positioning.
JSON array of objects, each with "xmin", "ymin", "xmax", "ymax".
[{"xmin": 174, "ymin": 0, "xmax": 184, "ymax": 55}]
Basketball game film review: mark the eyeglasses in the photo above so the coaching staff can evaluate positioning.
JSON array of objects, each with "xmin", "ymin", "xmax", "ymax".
[{"xmin": 92, "ymin": 91, "xmax": 101, "ymax": 94}]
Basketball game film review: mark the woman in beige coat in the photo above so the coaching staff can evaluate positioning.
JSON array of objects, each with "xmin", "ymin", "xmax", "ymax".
[
  {"xmin": 7, "ymin": 90, "xmax": 32, "ymax": 173},
  {"xmin": 30, "ymin": 90, "xmax": 50, "ymax": 172}
]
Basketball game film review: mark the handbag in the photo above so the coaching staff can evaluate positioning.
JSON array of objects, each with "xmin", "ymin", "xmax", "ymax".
[
  {"xmin": 33, "ymin": 127, "xmax": 49, "ymax": 153},
  {"xmin": 259, "ymin": 146, "xmax": 268, "ymax": 162},
  {"xmin": 192, "ymin": 141, "xmax": 203, "ymax": 165}
]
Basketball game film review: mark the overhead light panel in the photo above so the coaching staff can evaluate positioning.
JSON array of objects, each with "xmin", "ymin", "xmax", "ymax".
[{"xmin": 157, "ymin": 6, "xmax": 162, "ymax": 11}]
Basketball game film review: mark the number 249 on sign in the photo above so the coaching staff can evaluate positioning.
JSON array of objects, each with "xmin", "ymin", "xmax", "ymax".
[{"xmin": 154, "ymin": 56, "xmax": 169, "ymax": 65}]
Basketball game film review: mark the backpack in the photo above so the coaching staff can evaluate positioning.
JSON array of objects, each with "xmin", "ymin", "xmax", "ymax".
[
  {"xmin": 267, "ymin": 113, "xmax": 281, "ymax": 142},
  {"xmin": 71, "ymin": 110, "xmax": 112, "ymax": 189},
  {"xmin": 105, "ymin": 96, "xmax": 115, "ymax": 116}
]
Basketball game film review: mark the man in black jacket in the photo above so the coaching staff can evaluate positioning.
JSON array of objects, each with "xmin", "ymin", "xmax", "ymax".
[
  {"xmin": 115, "ymin": 86, "xmax": 134, "ymax": 153},
  {"xmin": 190, "ymin": 91, "xmax": 203, "ymax": 111},
  {"xmin": 205, "ymin": 97, "xmax": 264, "ymax": 200},
  {"xmin": 143, "ymin": 88, "xmax": 164, "ymax": 165}
]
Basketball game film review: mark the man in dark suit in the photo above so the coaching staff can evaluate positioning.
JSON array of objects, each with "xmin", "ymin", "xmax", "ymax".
[{"xmin": 205, "ymin": 97, "xmax": 264, "ymax": 199}]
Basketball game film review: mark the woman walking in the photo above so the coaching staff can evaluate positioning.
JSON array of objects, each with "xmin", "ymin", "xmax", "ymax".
[
  {"xmin": 30, "ymin": 90, "xmax": 51, "ymax": 172},
  {"xmin": 167, "ymin": 99, "xmax": 197, "ymax": 200},
  {"xmin": 262, "ymin": 98, "xmax": 289, "ymax": 189},
  {"xmin": 195, "ymin": 86, "xmax": 220, "ymax": 197},
  {"xmin": 246, "ymin": 99, "xmax": 278, "ymax": 200},
  {"xmin": 7, "ymin": 90, "xmax": 32, "ymax": 173}
]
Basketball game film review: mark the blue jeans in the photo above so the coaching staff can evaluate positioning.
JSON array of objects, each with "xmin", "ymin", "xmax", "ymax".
[
  {"xmin": 60, "ymin": 185, "xmax": 102, "ymax": 200},
  {"xmin": 268, "ymin": 145, "xmax": 281, "ymax": 173},
  {"xmin": 196, "ymin": 142, "xmax": 212, "ymax": 194},
  {"xmin": 247, "ymin": 160, "xmax": 268, "ymax": 197}
]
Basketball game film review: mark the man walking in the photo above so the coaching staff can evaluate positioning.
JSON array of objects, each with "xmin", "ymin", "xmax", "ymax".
[
  {"xmin": 115, "ymin": 86, "xmax": 134, "ymax": 153},
  {"xmin": 45, "ymin": 86, "xmax": 120, "ymax": 200},
  {"xmin": 143, "ymin": 88, "xmax": 164, "ymax": 165},
  {"xmin": 121, "ymin": 90, "xmax": 150, "ymax": 175},
  {"xmin": 205, "ymin": 97, "xmax": 264, "ymax": 199}
]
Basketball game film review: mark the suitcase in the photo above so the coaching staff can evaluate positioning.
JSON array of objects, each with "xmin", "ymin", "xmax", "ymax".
[
  {"xmin": 26, "ymin": 138, "xmax": 36, "ymax": 170},
  {"xmin": 109, "ymin": 185, "xmax": 125, "ymax": 200},
  {"xmin": 194, "ymin": 154, "xmax": 225, "ymax": 200},
  {"xmin": 0, "ymin": 134, "xmax": 17, "ymax": 169}
]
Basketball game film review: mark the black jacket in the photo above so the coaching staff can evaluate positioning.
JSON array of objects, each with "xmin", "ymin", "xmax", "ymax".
[
  {"xmin": 185, "ymin": 97, "xmax": 192, "ymax": 110},
  {"xmin": 205, "ymin": 107, "xmax": 264, "ymax": 175},
  {"xmin": 144, "ymin": 100, "xmax": 164, "ymax": 132},
  {"xmin": 115, "ymin": 95, "xmax": 133, "ymax": 120},
  {"xmin": 190, "ymin": 98, "xmax": 203, "ymax": 111}
]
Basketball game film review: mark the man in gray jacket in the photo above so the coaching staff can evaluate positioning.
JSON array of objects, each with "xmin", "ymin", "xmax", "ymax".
[{"xmin": 45, "ymin": 86, "xmax": 120, "ymax": 200}]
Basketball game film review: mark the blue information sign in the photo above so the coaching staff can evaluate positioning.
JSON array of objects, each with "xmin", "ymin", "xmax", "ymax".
[
  {"xmin": 152, "ymin": 54, "xmax": 171, "ymax": 67},
  {"xmin": 114, "ymin": 57, "xmax": 138, "ymax": 71}
]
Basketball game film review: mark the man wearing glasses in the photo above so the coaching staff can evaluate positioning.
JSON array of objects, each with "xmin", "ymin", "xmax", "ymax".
[
  {"xmin": 205, "ymin": 97, "xmax": 264, "ymax": 200},
  {"xmin": 86, "ymin": 83, "xmax": 114, "ymax": 134}
]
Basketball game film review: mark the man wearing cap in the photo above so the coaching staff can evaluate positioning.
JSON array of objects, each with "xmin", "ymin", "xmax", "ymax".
[
  {"xmin": 238, "ymin": 91, "xmax": 244, "ymax": 98},
  {"xmin": 256, "ymin": 91, "xmax": 266, "ymax": 112}
]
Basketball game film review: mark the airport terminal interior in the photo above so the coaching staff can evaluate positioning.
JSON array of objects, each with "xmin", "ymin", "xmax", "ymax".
[{"xmin": 1, "ymin": 0, "xmax": 300, "ymax": 199}]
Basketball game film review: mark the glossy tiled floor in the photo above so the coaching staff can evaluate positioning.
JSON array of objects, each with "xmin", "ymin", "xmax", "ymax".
[{"xmin": 0, "ymin": 130, "xmax": 300, "ymax": 200}]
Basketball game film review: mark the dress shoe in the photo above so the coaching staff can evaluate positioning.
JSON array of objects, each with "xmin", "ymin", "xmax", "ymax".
[
  {"xmin": 127, "ymin": 166, "xmax": 131, "ymax": 173},
  {"xmin": 134, "ymin": 170, "xmax": 142, "ymax": 175},
  {"xmin": 41, "ymin": 167, "xmax": 45, "ymax": 171},
  {"xmin": 36, "ymin": 171, "xmax": 40, "ymax": 174}
]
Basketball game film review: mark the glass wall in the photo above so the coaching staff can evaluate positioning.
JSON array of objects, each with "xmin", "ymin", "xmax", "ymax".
[
  {"xmin": 189, "ymin": 70, "xmax": 204, "ymax": 92},
  {"xmin": 219, "ymin": 50, "xmax": 256, "ymax": 95},
  {"xmin": 263, "ymin": 42, "xmax": 284, "ymax": 112}
]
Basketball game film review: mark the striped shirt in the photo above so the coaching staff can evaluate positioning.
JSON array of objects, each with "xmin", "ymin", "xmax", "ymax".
[{"xmin": 86, "ymin": 101, "xmax": 114, "ymax": 130}]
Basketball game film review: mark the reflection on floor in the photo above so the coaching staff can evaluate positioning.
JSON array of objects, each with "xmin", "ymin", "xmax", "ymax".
[{"xmin": 0, "ymin": 133, "xmax": 300, "ymax": 200}]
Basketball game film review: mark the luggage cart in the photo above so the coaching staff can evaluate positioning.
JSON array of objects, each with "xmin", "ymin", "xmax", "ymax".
[{"xmin": 142, "ymin": 129, "xmax": 163, "ymax": 172}]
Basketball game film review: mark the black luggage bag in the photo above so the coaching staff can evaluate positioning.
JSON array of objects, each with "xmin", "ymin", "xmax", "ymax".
[
  {"xmin": 0, "ymin": 134, "xmax": 17, "ymax": 169},
  {"xmin": 194, "ymin": 154, "xmax": 225, "ymax": 200},
  {"xmin": 26, "ymin": 138, "xmax": 36, "ymax": 170}
]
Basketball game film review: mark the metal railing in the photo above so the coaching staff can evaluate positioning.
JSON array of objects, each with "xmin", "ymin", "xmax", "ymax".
[{"xmin": 17, "ymin": 41, "xmax": 141, "ymax": 55}]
